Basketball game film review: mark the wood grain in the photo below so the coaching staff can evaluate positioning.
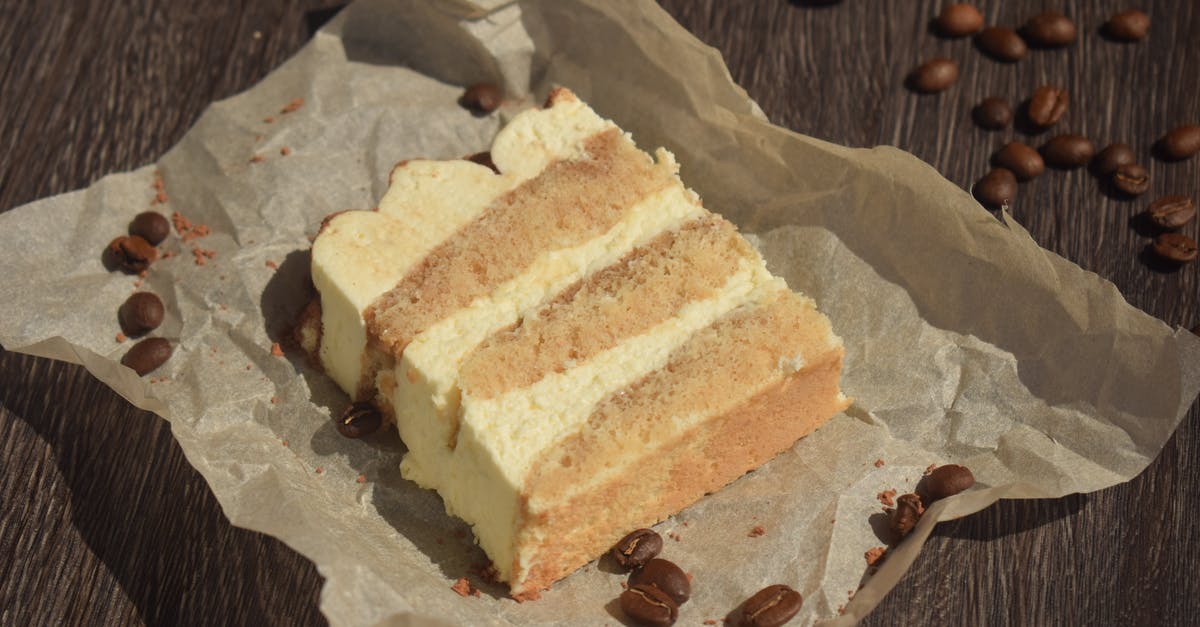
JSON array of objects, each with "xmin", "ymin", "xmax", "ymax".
[{"xmin": 1, "ymin": 0, "xmax": 1197, "ymax": 625}]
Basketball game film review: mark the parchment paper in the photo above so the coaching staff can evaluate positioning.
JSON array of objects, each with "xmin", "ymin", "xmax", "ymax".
[{"xmin": 2, "ymin": 1, "xmax": 1198, "ymax": 625}]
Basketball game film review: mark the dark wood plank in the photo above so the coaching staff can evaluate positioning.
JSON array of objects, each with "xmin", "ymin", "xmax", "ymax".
[{"xmin": 1, "ymin": 0, "xmax": 1197, "ymax": 625}]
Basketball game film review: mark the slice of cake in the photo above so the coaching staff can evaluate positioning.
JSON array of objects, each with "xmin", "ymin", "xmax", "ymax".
[{"xmin": 301, "ymin": 88, "xmax": 849, "ymax": 599}]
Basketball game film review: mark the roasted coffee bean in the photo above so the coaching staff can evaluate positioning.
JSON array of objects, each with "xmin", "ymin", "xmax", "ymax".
[
  {"xmin": 129, "ymin": 211, "xmax": 170, "ymax": 245},
  {"xmin": 1022, "ymin": 11, "xmax": 1077, "ymax": 47},
  {"xmin": 1026, "ymin": 86, "xmax": 1068, "ymax": 128},
  {"xmin": 1042, "ymin": 134, "xmax": 1095, "ymax": 168},
  {"xmin": 107, "ymin": 235, "xmax": 158, "ymax": 273},
  {"xmin": 1152, "ymin": 233, "xmax": 1199, "ymax": 263},
  {"xmin": 973, "ymin": 168, "xmax": 1017, "ymax": 209},
  {"xmin": 908, "ymin": 58, "xmax": 958, "ymax": 93},
  {"xmin": 464, "ymin": 151, "xmax": 499, "ymax": 174},
  {"xmin": 973, "ymin": 97, "xmax": 1012, "ymax": 130},
  {"xmin": 1092, "ymin": 143, "xmax": 1136, "ymax": 175},
  {"xmin": 1112, "ymin": 163, "xmax": 1150, "ymax": 196},
  {"xmin": 890, "ymin": 493, "xmax": 925, "ymax": 538},
  {"xmin": 1159, "ymin": 125, "xmax": 1200, "ymax": 160},
  {"xmin": 976, "ymin": 27, "xmax": 1028, "ymax": 62},
  {"xmin": 1147, "ymin": 196, "xmax": 1196, "ymax": 230},
  {"xmin": 1105, "ymin": 10, "xmax": 1150, "ymax": 41},
  {"xmin": 121, "ymin": 337, "xmax": 172, "ymax": 376},
  {"xmin": 612, "ymin": 529, "xmax": 663, "ymax": 569},
  {"xmin": 629, "ymin": 558, "xmax": 690, "ymax": 605},
  {"xmin": 336, "ymin": 402, "xmax": 382, "ymax": 438},
  {"xmin": 460, "ymin": 83, "xmax": 503, "ymax": 113},
  {"xmin": 924, "ymin": 464, "xmax": 975, "ymax": 502},
  {"xmin": 994, "ymin": 142, "xmax": 1044, "ymax": 181},
  {"xmin": 119, "ymin": 292, "xmax": 165, "ymax": 336},
  {"xmin": 936, "ymin": 3, "xmax": 984, "ymax": 37},
  {"xmin": 620, "ymin": 584, "xmax": 678, "ymax": 627},
  {"xmin": 741, "ymin": 584, "xmax": 803, "ymax": 627}
]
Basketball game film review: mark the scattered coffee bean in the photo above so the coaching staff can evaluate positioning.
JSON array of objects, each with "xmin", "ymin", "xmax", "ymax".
[
  {"xmin": 629, "ymin": 558, "xmax": 690, "ymax": 605},
  {"xmin": 1152, "ymin": 233, "xmax": 1199, "ymax": 264},
  {"xmin": 741, "ymin": 584, "xmax": 803, "ymax": 627},
  {"xmin": 936, "ymin": 3, "xmax": 984, "ymax": 37},
  {"xmin": 994, "ymin": 142, "xmax": 1045, "ymax": 181},
  {"xmin": 890, "ymin": 493, "xmax": 924, "ymax": 538},
  {"xmin": 612, "ymin": 529, "xmax": 663, "ymax": 569},
  {"xmin": 129, "ymin": 211, "xmax": 171, "ymax": 245},
  {"xmin": 107, "ymin": 235, "xmax": 158, "ymax": 273},
  {"xmin": 121, "ymin": 337, "xmax": 172, "ymax": 376},
  {"xmin": 1092, "ymin": 143, "xmax": 1136, "ymax": 175},
  {"xmin": 908, "ymin": 58, "xmax": 959, "ymax": 93},
  {"xmin": 1112, "ymin": 163, "xmax": 1150, "ymax": 196},
  {"xmin": 1042, "ymin": 134, "xmax": 1096, "ymax": 168},
  {"xmin": 119, "ymin": 292, "xmax": 165, "ymax": 337},
  {"xmin": 923, "ymin": 464, "xmax": 975, "ymax": 502},
  {"xmin": 1022, "ymin": 11, "xmax": 1077, "ymax": 47},
  {"xmin": 1026, "ymin": 86, "xmax": 1069, "ymax": 128},
  {"xmin": 336, "ymin": 402, "xmax": 382, "ymax": 438},
  {"xmin": 1147, "ymin": 196, "xmax": 1196, "ymax": 230},
  {"xmin": 620, "ymin": 584, "xmax": 678, "ymax": 627},
  {"xmin": 976, "ymin": 27, "xmax": 1028, "ymax": 62},
  {"xmin": 1159, "ymin": 124, "xmax": 1200, "ymax": 160},
  {"xmin": 973, "ymin": 168, "xmax": 1017, "ymax": 209},
  {"xmin": 973, "ymin": 97, "xmax": 1013, "ymax": 130},
  {"xmin": 460, "ymin": 83, "xmax": 503, "ymax": 114},
  {"xmin": 1105, "ymin": 10, "xmax": 1150, "ymax": 41}
]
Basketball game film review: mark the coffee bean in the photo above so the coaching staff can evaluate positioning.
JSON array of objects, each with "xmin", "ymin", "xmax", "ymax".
[
  {"xmin": 1112, "ymin": 163, "xmax": 1150, "ymax": 196},
  {"xmin": 923, "ymin": 464, "xmax": 975, "ymax": 502},
  {"xmin": 908, "ymin": 58, "xmax": 958, "ymax": 93},
  {"xmin": 1152, "ymin": 233, "xmax": 1199, "ymax": 264},
  {"xmin": 994, "ymin": 142, "xmax": 1044, "ymax": 181},
  {"xmin": 976, "ymin": 27, "xmax": 1028, "ymax": 62},
  {"xmin": 629, "ymin": 558, "xmax": 690, "ymax": 605},
  {"xmin": 611, "ymin": 529, "xmax": 663, "ymax": 569},
  {"xmin": 107, "ymin": 235, "xmax": 158, "ymax": 273},
  {"xmin": 1022, "ymin": 11, "xmax": 1077, "ymax": 47},
  {"xmin": 1026, "ymin": 86, "xmax": 1068, "ymax": 128},
  {"xmin": 741, "ymin": 584, "xmax": 803, "ymax": 627},
  {"xmin": 973, "ymin": 97, "xmax": 1012, "ymax": 130},
  {"xmin": 973, "ymin": 168, "xmax": 1017, "ymax": 209},
  {"xmin": 129, "ymin": 211, "xmax": 170, "ymax": 245},
  {"xmin": 1159, "ymin": 125, "xmax": 1200, "ymax": 160},
  {"xmin": 1105, "ymin": 10, "xmax": 1150, "ymax": 41},
  {"xmin": 620, "ymin": 584, "xmax": 678, "ymax": 627},
  {"xmin": 460, "ymin": 83, "xmax": 503, "ymax": 114},
  {"xmin": 890, "ymin": 493, "xmax": 924, "ymax": 538},
  {"xmin": 936, "ymin": 3, "xmax": 984, "ymax": 37},
  {"xmin": 1092, "ymin": 143, "xmax": 1136, "ymax": 175},
  {"xmin": 336, "ymin": 402, "xmax": 382, "ymax": 438},
  {"xmin": 121, "ymin": 337, "xmax": 172, "ymax": 376},
  {"xmin": 1147, "ymin": 196, "xmax": 1196, "ymax": 230},
  {"xmin": 119, "ymin": 292, "xmax": 165, "ymax": 337},
  {"xmin": 1042, "ymin": 134, "xmax": 1095, "ymax": 168}
]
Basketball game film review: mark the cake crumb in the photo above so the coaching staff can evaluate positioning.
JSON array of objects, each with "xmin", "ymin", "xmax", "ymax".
[
  {"xmin": 250, "ymin": 154, "xmax": 265, "ymax": 163},
  {"xmin": 451, "ymin": 577, "xmax": 474, "ymax": 597},
  {"xmin": 266, "ymin": 260, "xmax": 278, "ymax": 269},
  {"xmin": 315, "ymin": 466, "xmax": 324, "ymax": 474},
  {"xmin": 263, "ymin": 116, "xmax": 275, "ymax": 124},
  {"xmin": 280, "ymin": 146, "xmax": 291, "ymax": 156},
  {"xmin": 270, "ymin": 396, "xmax": 278, "ymax": 404},
  {"xmin": 116, "ymin": 332, "xmax": 127, "ymax": 343},
  {"xmin": 748, "ymin": 525, "xmax": 766, "ymax": 538},
  {"xmin": 925, "ymin": 463, "xmax": 938, "ymax": 476},
  {"xmin": 246, "ymin": 364, "xmax": 252, "ymax": 370},
  {"xmin": 282, "ymin": 439, "xmax": 289, "ymax": 447},
  {"xmin": 173, "ymin": 212, "xmax": 211, "ymax": 241},
  {"xmin": 271, "ymin": 342, "xmax": 284, "ymax": 357},
  {"xmin": 281, "ymin": 98, "xmax": 305, "ymax": 114},
  {"xmin": 877, "ymin": 488, "xmax": 897, "ymax": 508},
  {"xmin": 254, "ymin": 134, "xmax": 263, "ymax": 142},
  {"xmin": 161, "ymin": 250, "xmax": 175, "ymax": 259},
  {"xmin": 703, "ymin": 621, "xmax": 718, "ymax": 625},
  {"xmin": 356, "ymin": 474, "xmax": 366, "ymax": 484},
  {"xmin": 864, "ymin": 546, "xmax": 887, "ymax": 566},
  {"xmin": 874, "ymin": 458, "xmax": 885, "ymax": 468}
]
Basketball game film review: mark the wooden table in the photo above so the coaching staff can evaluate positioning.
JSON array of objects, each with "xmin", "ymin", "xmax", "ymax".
[{"xmin": 2, "ymin": 1, "xmax": 1197, "ymax": 624}]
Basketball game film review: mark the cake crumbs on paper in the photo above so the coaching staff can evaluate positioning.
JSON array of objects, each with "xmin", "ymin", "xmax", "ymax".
[
  {"xmin": 173, "ymin": 212, "xmax": 211, "ymax": 241},
  {"xmin": 266, "ymin": 260, "xmax": 278, "ymax": 269},
  {"xmin": 280, "ymin": 97, "xmax": 305, "ymax": 114},
  {"xmin": 874, "ymin": 458, "xmax": 885, "ymax": 468},
  {"xmin": 152, "ymin": 171, "xmax": 168, "ymax": 204},
  {"xmin": 280, "ymin": 146, "xmax": 291, "ymax": 156},
  {"xmin": 865, "ymin": 546, "xmax": 887, "ymax": 566},
  {"xmin": 271, "ymin": 342, "xmax": 284, "ymax": 357},
  {"xmin": 356, "ymin": 474, "xmax": 366, "ymax": 484},
  {"xmin": 315, "ymin": 466, "xmax": 324, "ymax": 474},
  {"xmin": 270, "ymin": 396, "xmax": 279, "ymax": 405},
  {"xmin": 877, "ymin": 488, "xmax": 897, "ymax": 508},
  {"xmin": 451, "ymin": 577, "xmax": 481, "ymax": 598},
  {"xmin": 925, "ymin": 463, "xmax": 938, "ymax": 475},
  {"xmin": 115, "ymin": 332, "xmax": 126, "ymax": 343},
  {"xmin": 748, "ymin": 525, "xmax": 766, "ymax": 538},
  {"xmin": 191, "ymin": 246, "xmax": 216, "ymax": 266},
  {"xmin": 250, "ymin": 154, "xmax": 265, "ymax": 163}
]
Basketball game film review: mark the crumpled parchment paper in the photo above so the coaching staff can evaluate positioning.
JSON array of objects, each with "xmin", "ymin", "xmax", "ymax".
[{"xmin": 2, "ymin": 1, "xmax": 1198, "ymax": 625}]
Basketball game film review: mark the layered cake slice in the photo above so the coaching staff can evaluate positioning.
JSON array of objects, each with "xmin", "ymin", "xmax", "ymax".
[{"xmin": 301, "ymin": 88, "xmax": 849, "ymax": 598}]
